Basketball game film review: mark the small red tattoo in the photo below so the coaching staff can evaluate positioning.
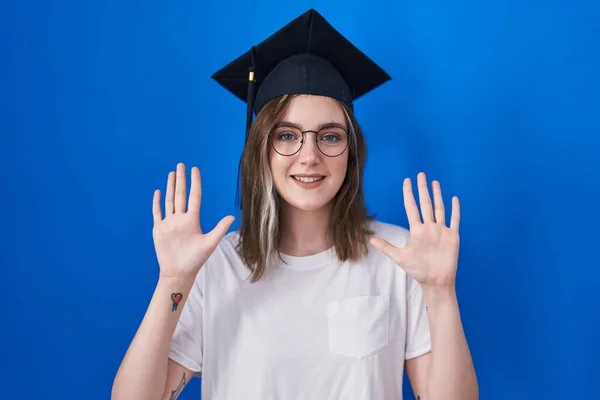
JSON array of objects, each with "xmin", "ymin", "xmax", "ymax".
[{"xmin": 171, "ymin": 293, "xmax": 183, "ymax": 311}]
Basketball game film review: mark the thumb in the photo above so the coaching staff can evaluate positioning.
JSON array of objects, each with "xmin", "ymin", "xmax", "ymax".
[
  {"xmin": 370, "ymin": 236, "xmax": 404, "ymax": 264},
  {"xmin": 205, "ymin": 215, "xmax": 236, "ymax": 244}
]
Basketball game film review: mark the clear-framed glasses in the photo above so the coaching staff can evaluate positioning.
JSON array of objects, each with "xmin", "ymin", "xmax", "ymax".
[{"xmin": 269, "ymin": 124, "xmax": 349, "ymax": 157}]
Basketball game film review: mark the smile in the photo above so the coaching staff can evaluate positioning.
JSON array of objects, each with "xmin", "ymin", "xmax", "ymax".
[{"xmin": 292, "ymin": 176, "xmax": 325, "ymax": 183}]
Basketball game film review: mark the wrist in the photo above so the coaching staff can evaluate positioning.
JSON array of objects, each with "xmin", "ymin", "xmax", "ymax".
[
  {"xmin": 154, "ymin": 275, "xmax": 196, "ymax": 313},
  {"xmin": 421, "ymin": 284, "xmax": 458, "ymax": 307},
  {"xmin": 158, "ymin": 270, "xmax": 197, "ymax": 282},
  {"xmin": 157, "ymin": 275, "xmax": 196, "ymax": 292}
]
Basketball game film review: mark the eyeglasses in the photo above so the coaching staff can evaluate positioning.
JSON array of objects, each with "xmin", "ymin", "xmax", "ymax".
[{"xmin": 269, "ymin": 124, "xmax": 349, "ymax": 157}]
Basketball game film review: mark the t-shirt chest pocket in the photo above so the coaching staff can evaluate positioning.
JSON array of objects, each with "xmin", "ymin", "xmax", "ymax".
[{"xmin": 326, "ymin": 295, "xmax": 390, "ymax": 360}]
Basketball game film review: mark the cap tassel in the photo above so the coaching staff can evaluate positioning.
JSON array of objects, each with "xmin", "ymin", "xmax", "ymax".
[
  {"xmin": 237, "ymin": 46, "xmax": 257, "ymax": 209},
  {"xmin": 245, "ymin": 46, "xmax": 257, "ymax": 141}
]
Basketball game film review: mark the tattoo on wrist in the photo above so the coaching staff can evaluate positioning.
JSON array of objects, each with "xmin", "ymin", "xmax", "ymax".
[
  {"xmin": 171, "ymin": 293, "xmax": 183, "ymax": 311},
  {"xmin": 169, "ymin": 372, "xmax": 186, "ymax": 399}
]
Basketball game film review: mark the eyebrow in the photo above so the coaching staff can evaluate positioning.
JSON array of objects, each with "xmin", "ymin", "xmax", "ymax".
[{"xmin": 275, "ymin": 121, "xmax": 347, "ymax": 131}]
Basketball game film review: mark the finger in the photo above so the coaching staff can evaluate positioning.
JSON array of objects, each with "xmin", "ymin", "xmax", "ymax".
[
  {"xmin": 152, "ymin": 189, "xmax": 162, "ymax": 223},
  {"xmin": 165, "ymin": 171, "xmax": 175, "ymax": 215},
  {"xmin": 432, "ymin": 180, "xmax": 445, "ymax": 224},
  {"xmin": 188, "ymin": 166, "xmax": 202, "ymax": 215},
  {"xmin": 403, "ymin": 178, "xmax": 421, "ymax": 227},
  {"xmin": 205, "ymin": 216, "xmax": 235, "ymax": 245},
  {"xmin": 174, "ymin": 163, "xmax": 187, "ymax": 213},
  {"xmin": 450, "ymin": 196, "xmax": 460, "ymax": 232},
  {"xmin": 417, "ymin": 172, "xmax": 434, "ymax": 223},
  {"xmin": 370, "ymin": 236, "xmax": 404, "ymax": 265}
]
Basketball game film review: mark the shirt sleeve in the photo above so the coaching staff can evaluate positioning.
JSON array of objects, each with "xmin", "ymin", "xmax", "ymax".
[
  {"xmin": 404, "ymin": 276, "xmax": 431, "ymax": 360},
  {"xmin": 168, "ymin": 268, "xmax": 204, "ymax": 376}
]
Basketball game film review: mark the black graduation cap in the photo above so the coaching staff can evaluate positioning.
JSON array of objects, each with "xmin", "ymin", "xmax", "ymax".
[{"xmin": 211, "ymin": 8, "xmax": 391, "ymax": 140}]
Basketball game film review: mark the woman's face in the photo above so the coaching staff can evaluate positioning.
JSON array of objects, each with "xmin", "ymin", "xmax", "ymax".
[{"xmin": 268, "ymin": 95, "xmax": 349, "ymax": 212}]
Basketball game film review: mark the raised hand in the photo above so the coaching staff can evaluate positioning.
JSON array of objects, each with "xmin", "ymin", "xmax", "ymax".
[
  {"xmin": 152, "ymin": 162, "xmax": 235, "ymax": 279},
  {"xmin": 370, "ymin": 172, "xmax": 460, "ymax": 288}
]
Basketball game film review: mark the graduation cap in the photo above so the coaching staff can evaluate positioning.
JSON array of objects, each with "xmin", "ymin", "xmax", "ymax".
[{"xmin": 211, "ymin": 8, "xmax": 392, "ymax": 140}]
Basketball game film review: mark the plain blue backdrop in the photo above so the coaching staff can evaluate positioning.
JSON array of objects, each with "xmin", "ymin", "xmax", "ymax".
[{"xmin": 1, "ymin": 0, "xmax": 599, "ymax": 399}]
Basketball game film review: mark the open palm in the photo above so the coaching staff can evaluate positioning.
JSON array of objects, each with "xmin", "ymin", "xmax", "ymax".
[
  {"xmin": 371, "ymin": 172, "xmax": 460, "ymax": 287},
  {"xmin": 152, "ymin": 163, "xmax": 234, "ymax": 279}
]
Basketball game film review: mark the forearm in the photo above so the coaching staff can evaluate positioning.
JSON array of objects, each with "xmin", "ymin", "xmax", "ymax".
[
  {"xmin": 423, "ymin": 285, "xmax": 478, "ymax": 400},
  {"xmin": 112, "ymin": 276, "xmax": 195, "ymax": 400}
]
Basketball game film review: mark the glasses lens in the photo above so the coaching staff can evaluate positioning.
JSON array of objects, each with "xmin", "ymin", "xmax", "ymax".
[
  {"xmin": 270, "ymin": 125, "xmax": 349, "ymax": 157},
  {"xmin": 271, "ymin": 126, "xmax": 303, "ymax": 156},
  {"xmin": 317, "ymin": 127, "xmax": 348, "ymax": 157}
]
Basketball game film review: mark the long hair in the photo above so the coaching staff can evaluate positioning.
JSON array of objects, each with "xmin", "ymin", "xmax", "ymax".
[{"xmin": 237, "ymin": 94, "xmax": 374, "ymax": 282}]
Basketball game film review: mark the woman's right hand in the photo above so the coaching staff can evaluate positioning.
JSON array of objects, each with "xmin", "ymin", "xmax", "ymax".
[{"xmin": 152, "ymin": 162, "xmax": 235, "ymax": 279}]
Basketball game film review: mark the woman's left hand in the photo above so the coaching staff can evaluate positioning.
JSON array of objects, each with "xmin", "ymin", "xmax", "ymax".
[{"xmin": 370, "ymin": 172, "xmax": 461, "ymax": 288}]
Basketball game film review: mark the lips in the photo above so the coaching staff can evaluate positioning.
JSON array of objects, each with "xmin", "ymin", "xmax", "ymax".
[{"xmin": 291, "ymin": 175, "xmax": 325, "ymax": 183}]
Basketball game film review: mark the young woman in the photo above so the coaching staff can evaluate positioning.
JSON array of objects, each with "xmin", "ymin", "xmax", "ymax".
[{"xmin": 112, "ymin": 9, "xmax": 478, "ymax": 400}]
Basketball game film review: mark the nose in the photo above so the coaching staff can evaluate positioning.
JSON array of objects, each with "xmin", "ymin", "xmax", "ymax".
[{"xmin": 297, "ymin": 131, "xmax": 321, "ymax": 165}]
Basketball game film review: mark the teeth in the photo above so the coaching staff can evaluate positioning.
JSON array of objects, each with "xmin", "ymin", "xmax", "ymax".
[{"xmin": 293, "ymin": 176, "xmax": 324, "ymax": 183}]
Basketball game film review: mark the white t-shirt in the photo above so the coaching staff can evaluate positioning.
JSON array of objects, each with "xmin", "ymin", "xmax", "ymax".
[{"xmin": 168, "ymin": 220, "xmax": 431, "ymax": 399}]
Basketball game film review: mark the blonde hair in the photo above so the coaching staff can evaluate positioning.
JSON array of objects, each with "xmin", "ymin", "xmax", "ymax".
[{"xmin": 237, "ymin": 94, "xmax": 374, "ymax": 282}]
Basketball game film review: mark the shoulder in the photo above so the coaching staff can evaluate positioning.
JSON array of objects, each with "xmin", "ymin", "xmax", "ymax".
[
  {"xmin": 368, "ymin": 219, "xmax": 411, "ymax": 248},
  {"xmin": 200, "ymin": 229, "xmax": 250, "ymax": 281},
  {"xmin": 219, "ymin": 230, "xmax": 242, "ymax": 253},
  {"xmin": 366, "ymin": 220, "xmax": 420, "ymax": 294},
  {"xmin": 209, "ymin": 229, "xmax": 243, "ymax": 263}
]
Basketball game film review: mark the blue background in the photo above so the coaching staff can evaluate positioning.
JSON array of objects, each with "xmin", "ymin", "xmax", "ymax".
[{"xmin": 1, "ymin": 0, "xmax": 599, "ymax": 399}]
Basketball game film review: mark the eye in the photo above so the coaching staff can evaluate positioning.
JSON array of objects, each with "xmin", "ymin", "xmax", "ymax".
[
  {"xmin": 277, "ymin": 132, "xmax": 297, "ymax": 142},
  {"xmin": 320, "ymin": 133, "xmax": 341, "ymax": 142},
  {"xmin": 273, "ymin": 126, "xmax": 301, "ymax": 142}
]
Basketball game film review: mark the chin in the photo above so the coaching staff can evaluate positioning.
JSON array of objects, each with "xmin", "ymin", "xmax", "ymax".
[
  {"xmin": 281, "ymin": 188, "xmax": 338, "ymax": 212},
  {"xmin": 285, "ymin": 199, "xmax": 330, "ymax": 212},
  {"xmin": 274, "ymin": 176, "xmax": 342, "ymax": 213}
]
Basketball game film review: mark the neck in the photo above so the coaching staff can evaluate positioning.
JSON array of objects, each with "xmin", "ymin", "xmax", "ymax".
[{"xmin": 279, "ymin": 201, "xmax": 333, "ymax": 256}]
